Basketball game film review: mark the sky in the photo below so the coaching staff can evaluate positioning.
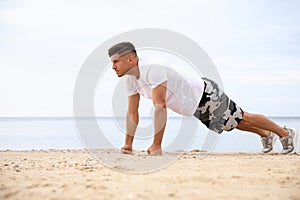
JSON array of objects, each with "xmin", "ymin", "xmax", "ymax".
[{"xmin": 0, "ymin": 0, "xmax": 300, "ymax": 117}]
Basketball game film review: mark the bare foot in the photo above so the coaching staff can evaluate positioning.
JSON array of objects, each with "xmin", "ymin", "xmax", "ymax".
[
  {"xmin": 121, "ymin": 145, "xmax": 133, "ymax": 154},
  {"xmin": 147, "ymin": 144, "xmax": 162, "ymax": 156}
]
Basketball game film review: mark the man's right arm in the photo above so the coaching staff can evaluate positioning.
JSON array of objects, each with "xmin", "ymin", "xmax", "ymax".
[{"xmin": 121, "ymin": 93, "xmax": 140, "ymax": 154}]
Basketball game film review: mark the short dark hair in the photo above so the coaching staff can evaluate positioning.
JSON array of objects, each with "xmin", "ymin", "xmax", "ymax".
[{"xmin": 108, "ymin": 42, "xmax": 136, "ymax": 57}]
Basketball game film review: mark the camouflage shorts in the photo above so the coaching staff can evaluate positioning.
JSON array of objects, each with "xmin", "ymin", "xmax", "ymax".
[{"xmin": 193, "ymin": 77, "xmax": 244, "ymax": 134}]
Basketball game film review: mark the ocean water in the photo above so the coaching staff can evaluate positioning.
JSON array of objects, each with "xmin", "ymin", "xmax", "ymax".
[{"xmin": 0, "ymin": 117, "xmax": 299, "ymax": 152}]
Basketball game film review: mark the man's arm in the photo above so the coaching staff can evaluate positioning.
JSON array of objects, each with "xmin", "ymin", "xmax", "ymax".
[
  {"xmin": 147, "ymin": 82, "xmax": 167, "ymax": 155},
  {"xmin": 121, "ymin": 93, "xmax": 140, "ymax": 154}
]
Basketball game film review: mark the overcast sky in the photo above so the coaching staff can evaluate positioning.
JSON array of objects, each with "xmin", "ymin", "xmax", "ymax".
[{"xmin": 0, "ymin": 0, "xmax": 299, "ymax": 117}]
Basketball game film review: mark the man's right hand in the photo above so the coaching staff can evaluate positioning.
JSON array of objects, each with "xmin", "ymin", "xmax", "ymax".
[{"xmin": 121, "ymin": 145, "xmax": 133, "ymax": 154}]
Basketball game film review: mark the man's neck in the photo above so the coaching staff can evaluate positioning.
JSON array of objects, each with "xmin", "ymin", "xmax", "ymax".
[{"xmin": 127, "ymin": 66, "xmax": 139, "ymax": 79}]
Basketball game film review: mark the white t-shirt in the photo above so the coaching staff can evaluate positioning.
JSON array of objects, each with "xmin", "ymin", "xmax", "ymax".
[{"xmin": 126, "ymin": 61, "xmax": 205, "ymax": 116}]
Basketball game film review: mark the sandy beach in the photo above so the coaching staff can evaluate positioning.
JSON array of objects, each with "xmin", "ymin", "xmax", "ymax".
[{"xmin": 1, "ymin": 149, "xmax": 299, "ymax": 200}]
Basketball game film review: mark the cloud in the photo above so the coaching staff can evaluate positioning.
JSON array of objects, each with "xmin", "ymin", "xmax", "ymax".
[
  {"xmin": 0, "ymin": 1, "xmax": 299, "ymax": 116},
  {"xmin": 214, "ymin": 54, "xmax": 300, "ymax": 85}
]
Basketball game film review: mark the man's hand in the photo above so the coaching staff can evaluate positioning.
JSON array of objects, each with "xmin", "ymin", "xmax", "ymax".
[
  {"xmin": 147, "ymin": 144, "xmax": 162, "ymax": 156},
  {"xmin": 121, "ymin": 144, "xmax": 133, "ymax": 154}
]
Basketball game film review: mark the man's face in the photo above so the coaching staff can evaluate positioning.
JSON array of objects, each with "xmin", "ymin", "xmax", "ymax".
[{"xmin": 111, "ymin": 53, "xmax": 131, "ymax": 77}]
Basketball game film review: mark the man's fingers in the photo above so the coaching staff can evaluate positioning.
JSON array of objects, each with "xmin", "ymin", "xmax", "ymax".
[
  {"xmin": 147, "ymin": 149, "xmax": 162, "ymax": 156},
  {"xmin": 121, "ymin": 148, "xmax": 133, "ymax": 154}
]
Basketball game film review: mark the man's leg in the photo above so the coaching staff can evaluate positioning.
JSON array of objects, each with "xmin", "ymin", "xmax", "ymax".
[
  {"xmin": 236, "ymin": 111, "xmax": 298, "ymax": 154},
  {"xmin": 236, "ymin": 112, "xmax": 288, "ymax": 138},
  {"xmin": 195, "ymin": 78, "xmax": 297, "ymax": 153},
  {"xmin": 236, "ymin": 121, "xmax": 270, "ymax": 137}
]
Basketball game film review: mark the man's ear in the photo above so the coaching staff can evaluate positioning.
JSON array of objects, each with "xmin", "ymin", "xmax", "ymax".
[{"xmin": 127, "ymin": 54, "xmax": 134, "ymax": 64}]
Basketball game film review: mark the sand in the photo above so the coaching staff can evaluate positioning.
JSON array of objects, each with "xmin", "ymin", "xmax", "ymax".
[{"xmin": 1, "ymin": 149, "xmax": 300, "ymax": 200}]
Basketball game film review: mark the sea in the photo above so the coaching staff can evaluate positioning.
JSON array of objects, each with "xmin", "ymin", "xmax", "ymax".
[{"xmin": 0, "ymin": 117, "xmax": 299, "ymax": 152}]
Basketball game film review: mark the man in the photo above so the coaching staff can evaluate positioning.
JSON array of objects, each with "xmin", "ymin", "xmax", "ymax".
[{"xmin": 108, "ymin": 42, "xmax": 298, "ymax": 155}]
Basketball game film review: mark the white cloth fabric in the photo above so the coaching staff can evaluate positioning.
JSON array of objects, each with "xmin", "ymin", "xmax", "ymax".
[{"xmin": 126, "ymin": 60, "xmax": 205, "ymax": 116}]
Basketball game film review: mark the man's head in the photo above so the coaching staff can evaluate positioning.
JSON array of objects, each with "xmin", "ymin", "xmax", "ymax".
[{"xmin": 108, "ymin": 42, "xmax": 139, "ymax": 77}]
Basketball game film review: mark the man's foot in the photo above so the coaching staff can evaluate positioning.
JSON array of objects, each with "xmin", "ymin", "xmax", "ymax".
[
  {"xmin": 121, "ymin": 145, "xmax": 133, "ymax": 154},
  {"xmin": 280, "ymin": 128, "xmax": 298, "ymax": 154},
  {"xmin": 261, "ymin": 132, "xmax": 277, "ymax": 153},
  {"xmin": 147, "ymin": 144, "xmax": 162, "ymax": 156}
]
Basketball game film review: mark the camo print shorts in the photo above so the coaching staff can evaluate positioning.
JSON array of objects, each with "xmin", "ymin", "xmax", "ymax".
[{"xmin": 193, "ymin": 77, "xmax": 244, "ymax": 134}]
